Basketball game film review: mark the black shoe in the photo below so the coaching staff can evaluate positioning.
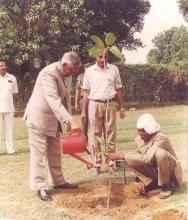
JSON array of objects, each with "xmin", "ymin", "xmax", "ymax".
[
  {"xmin": 53, "ymin": 182, "xmax": 78, "ymax": 189},
  {"xmin": 145, "ymin": 181, "xmax": 159, "ymax": 192},
  {"xmin": 37, "ymin": 189, "xmax": 52, "ymax": 201}
]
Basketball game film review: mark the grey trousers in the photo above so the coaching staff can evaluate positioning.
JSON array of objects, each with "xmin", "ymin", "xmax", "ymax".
[{"xmin": 29, "ymin": 127, "xmax": 65, "ymax": 190}]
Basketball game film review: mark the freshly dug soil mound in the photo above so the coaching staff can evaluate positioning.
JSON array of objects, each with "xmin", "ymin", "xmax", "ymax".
[
  {"xmin": 53, "ymin": 181, "xmax": 185, "ymax": 219},
  {"xmin": 152, "ymin": 208, "xmax": 186, "ymax": 220}
]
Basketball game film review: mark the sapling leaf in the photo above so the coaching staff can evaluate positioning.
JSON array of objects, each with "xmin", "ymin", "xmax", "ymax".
[
  {"xmin": 90, "ymin": 35, "xmax": 105, "ymax": 47},
  {"xmin": 109, "ymin": 46, "xmax": 125, "ymax": 62},
  {"xmin": 105, "ymin": 32, "xmax": 116, "ymax": 47},
  {"xmin": 89, "ymin": 45, "xmax": 105, "ymax": 58}
]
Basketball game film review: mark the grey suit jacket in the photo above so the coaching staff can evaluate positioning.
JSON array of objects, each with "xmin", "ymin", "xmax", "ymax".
[{"xmin": 24, "ymin": 62, "xmax": 73, "ymax": 137}]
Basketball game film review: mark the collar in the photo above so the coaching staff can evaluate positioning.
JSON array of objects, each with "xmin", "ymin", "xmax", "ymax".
[
  {"xmin": 56, "ymin": 62, "xmax": 62, "ymax": 74},
  {"xmin": 145, "ymin": 132, "xmax": 159, "ymax": 145},
  {"xmin": 0, "ymin": 72, "xmax": 8, "ymax": 78},
  {"xmin": 93, "ymin": 63, "xmax": 110, "ymax": 71}
]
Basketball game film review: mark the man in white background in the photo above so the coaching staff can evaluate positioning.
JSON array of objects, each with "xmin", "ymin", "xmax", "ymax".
[{"xmin": 0, "ymin": 58, "xmax": 18, "ymax": 155}]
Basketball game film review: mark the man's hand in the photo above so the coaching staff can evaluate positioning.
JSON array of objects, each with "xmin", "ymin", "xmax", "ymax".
[
  {"xmin": 67, "ymin": 118, "xmax": 80, "ymax": 132},
  {"xmin": 120, "ymin": 108, "xmax": 126, "ymax": 119},
  {"xmin": 106, "ymin": 152, "xmax": 125, "ymax": 162},
  {"xmin": 81, "ymin": 111, "xmax": 87, "ymax": 125},
  {"xmin": 75, "ymin": 103, "xmax": 80, "ymax": 112}
]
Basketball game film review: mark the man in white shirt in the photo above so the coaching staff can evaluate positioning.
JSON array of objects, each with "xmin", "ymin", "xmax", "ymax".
[
  {"xmin": 0, "ymin": 59, "xmax": 18, "ymax": 155},
  {"xmin": 81, "ymin": 50, "xmax": 126, "ymax": 176}
]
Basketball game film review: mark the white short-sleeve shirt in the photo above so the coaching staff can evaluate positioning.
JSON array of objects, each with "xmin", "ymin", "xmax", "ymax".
[
  {"xmin": 0, "ymin": 73, "xmax": 18, "ymax": 112},
  {"xmin": 82, "ymin": 63, "xmax": 122, "ymax": 100}
]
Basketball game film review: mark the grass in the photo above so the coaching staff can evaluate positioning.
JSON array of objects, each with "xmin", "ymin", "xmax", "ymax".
[{"xmin": 0, "ymin": 105, "xmax": 187, "ymax": 220}]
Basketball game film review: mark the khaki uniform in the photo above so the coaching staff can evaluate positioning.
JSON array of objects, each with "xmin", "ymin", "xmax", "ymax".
[
  {"xmin": 24, "ymin": 62, "xmax": 72, "ymax": 190},
  {"xmin": 82, "ymin": 63, "xmax": 122, "ymax": 168},
  {"xmin": 126, "ymin": 132, "xmax": 183, "ymax": 186}
]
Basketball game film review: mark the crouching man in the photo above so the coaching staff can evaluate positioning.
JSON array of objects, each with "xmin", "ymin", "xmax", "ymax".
[{"xmin": 107, "ymin": 113, "xmax": 183, "ymax": 199}]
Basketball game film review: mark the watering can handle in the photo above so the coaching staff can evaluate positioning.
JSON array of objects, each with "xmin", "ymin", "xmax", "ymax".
[
  {"xmin": 70, "ymin": 127, "xmax": 90, "ymax": 155},
  {"xmin": 70, "ymin": 128, "xmax": 82, "ymax": 136}
]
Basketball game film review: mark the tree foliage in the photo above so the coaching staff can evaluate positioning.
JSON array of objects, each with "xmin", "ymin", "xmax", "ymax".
[
  {"xmin": 0, "ymin": 0, "xmax": 94, "ymax": 69},
  {"xmin": 178, "ymin": 0, "xmax": 188, "ymax": 22},
  {"xmin": 147, "ymin": 26, "xmax": 188, "ymax": 69},
  {"xmin": 0, "ymin": 0, "xmax": 150, "ymax": 72}
]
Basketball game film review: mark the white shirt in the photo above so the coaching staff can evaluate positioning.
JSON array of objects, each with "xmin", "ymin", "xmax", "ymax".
[
  {"xmin": 82, "ymin": 63, "xmax": 123, "ymax": 100},
  {"xmin": 0, "ymin": 73, "xmax": 18, "ymax": 112}
]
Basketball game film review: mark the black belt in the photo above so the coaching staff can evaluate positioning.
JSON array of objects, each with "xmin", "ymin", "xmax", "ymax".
[{"xmin": 90, "ymin": 97, "xmax": 116, "ymax": 103}]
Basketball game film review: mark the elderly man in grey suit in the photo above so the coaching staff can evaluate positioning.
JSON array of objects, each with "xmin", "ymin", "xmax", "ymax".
[
  {"xmin": 24, "ymin": 51, "xmax": 81, "ymax": 201},
  {"xmin": 107, "ymin": 113, "xmax": 183, "ymax": 199}
]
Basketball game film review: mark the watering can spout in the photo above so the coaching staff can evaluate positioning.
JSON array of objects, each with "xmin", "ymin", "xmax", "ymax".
[{"xmin": 68, "ymin": 153, "xmax": 93, "ymax": 169}]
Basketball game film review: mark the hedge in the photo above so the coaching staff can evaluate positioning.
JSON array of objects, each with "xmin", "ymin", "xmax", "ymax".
[
  {"xmin": 14, "ymin": 64, "xmax": 188, "ymax": 111},
  {"xmin": 118, "ymin": 64, "xmax": 188, "ymax": 107}
]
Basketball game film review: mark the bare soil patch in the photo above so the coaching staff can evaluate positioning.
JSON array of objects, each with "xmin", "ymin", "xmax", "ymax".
[
  {"xmin": 52, "ymin": 181, "xmax": 186, "ymax": 219},
  {"xmin": 152, "ymin": 208, "xmax": 186, "ymax": 220}
]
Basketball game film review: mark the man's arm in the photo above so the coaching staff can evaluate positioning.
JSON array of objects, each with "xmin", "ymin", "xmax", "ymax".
[
  {"xmin": 116, "ymin": 88, "xmax": 126, "ymax": 119},
  {"xmin": 75, "ymin": 88, "xmax": 81, "ymax": 112},
  {"xmin": 13, "ymin": 93, "xmax": 19, "ymax": 104},
  {"xmin": 81, "ymin": 90, "xmax": 89, "ymax": 124},
  {"xmin": 42, "ymin": 71, "xmax": 73, "ymax": 123}
]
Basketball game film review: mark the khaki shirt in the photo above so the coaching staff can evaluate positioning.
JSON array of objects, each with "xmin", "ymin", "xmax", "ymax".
[
  {"xmin": 75, "ymin": 73, "xmax": 85, "ymax": 97},
  {"xmin": 126, "ymin": 132, "xmax": 183, "ymax": 185}
]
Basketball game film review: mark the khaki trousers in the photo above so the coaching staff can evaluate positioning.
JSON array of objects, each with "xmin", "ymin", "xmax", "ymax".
[
  {"xmin": 0, "ymin": 112, "xmax": 15, "ymax": 154},
  {"xmin": 127, "ymin": 149, "xmax": 177, "ymax": 186},
  {"xmin": 29, "ymin": 128, "xmax": 65, "ymax": 190},
  {"xmin": 88, "ymin": 100, "xmax": 117, "ymax": 168}
]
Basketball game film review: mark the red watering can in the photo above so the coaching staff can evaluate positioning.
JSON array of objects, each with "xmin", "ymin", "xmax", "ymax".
[{"xmin": 61, "ymin": 128, "xmax": 93, "ymax": 169}]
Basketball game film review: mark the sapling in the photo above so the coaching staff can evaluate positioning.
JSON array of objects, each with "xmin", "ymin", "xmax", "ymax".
[{"xmin": 89, "ymin": 32, "xmax": 125, "ymax": 208}]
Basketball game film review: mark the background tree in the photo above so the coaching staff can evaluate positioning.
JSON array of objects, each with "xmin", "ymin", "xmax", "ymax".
[
  {"xmin": 146, "ymin": 26, "xmax": 188, "ymax": 69},
  {"xmin": 0, "ymin": 0, "xmax": 150, "ymax": 72},
  {"xmin": 0, "ymin": 0, "xmax": 150, "ymax": 109},
  {"xmin": 178, "ymin": 0, "xmax": 188, "ymax": 22}
]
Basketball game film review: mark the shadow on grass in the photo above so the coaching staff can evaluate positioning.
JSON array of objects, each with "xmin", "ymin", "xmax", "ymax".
[
  {"xmin": 0, "ymin": 149, "xmax": 30, "ymax": 156},
  {"xmin": 173, "ymin": 181, "xmax": 187, "ymax": 195},
  {"xmin": 74, "ymin": 169, "xmax": 136, "ymax": 186},
  {"xmin": 117, "ymin": 138, "xmax": 133, "ymax": 144},
  {"xmin": 15, "ymin": 136, "xmax": 29, "ymax": 141}
]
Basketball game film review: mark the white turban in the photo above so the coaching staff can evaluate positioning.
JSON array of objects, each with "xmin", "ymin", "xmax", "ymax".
[{"xmin": 137, "ymin": 113, "xmax": 160, "ymax": 134}]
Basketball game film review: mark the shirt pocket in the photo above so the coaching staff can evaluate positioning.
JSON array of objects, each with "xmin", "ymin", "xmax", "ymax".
[
  {"xmin": 6, "ymin": 80, "xmax": 13, "ymax": 91},
  {"xmin": 106, "ymin": 75, "xmax": 115, "ymax": 87}
]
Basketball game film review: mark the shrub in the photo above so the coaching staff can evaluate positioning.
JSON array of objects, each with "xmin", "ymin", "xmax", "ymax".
[
  {"xmin": 14, "ymin": 64, "xmax": 188, "ymax": 111},
  {"xmin": 118, "ymin": 64, "xmax": 188, "ymax": 107}
]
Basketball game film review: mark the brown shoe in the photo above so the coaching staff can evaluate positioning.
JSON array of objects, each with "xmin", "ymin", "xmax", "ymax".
[
  {"xmin": 53, "ymin": 182, "xmax": 78, "ymax": 189},
  {"xmin": 160, "ymin": 184, "xmax": 172, "ymax": 199},
  {"xmin": 136, "ymin": 179, "xmax": 158, "ymax": 195}
]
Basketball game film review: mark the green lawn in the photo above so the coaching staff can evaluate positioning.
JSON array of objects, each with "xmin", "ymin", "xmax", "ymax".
[{"xmin": 0, "ymin": 105, "xmax": 187, "ymax": 220}]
